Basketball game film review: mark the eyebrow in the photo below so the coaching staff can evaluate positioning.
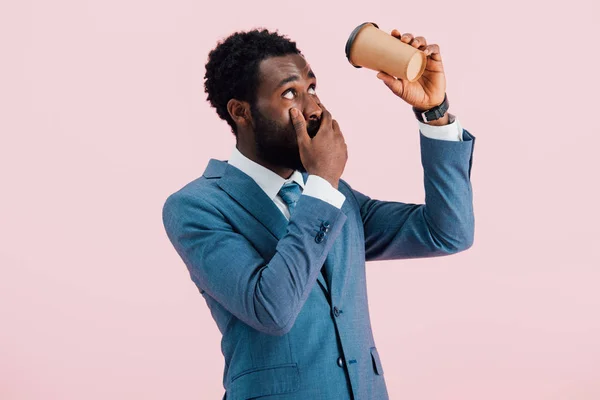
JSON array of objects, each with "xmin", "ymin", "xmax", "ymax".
[{"xmin": 275, "ymin": 70, "xmax": 317, "ymax": 90}]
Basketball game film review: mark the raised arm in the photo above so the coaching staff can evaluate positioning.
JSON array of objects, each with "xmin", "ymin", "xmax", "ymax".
[{"xmin": 343, "ymin": 130, "xmax": 475, "ymax": 261}]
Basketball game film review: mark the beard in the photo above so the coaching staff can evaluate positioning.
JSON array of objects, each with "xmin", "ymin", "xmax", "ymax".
[{"xmin": 250, "ymin": 103, "xmax": 321, "ymax": 173}]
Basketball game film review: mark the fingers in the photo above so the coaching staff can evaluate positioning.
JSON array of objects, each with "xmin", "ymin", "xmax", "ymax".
[
  {"xmin": 317, "ymin": 102, "xmax": 333, "ymax": 132},
  {"xmin": 400, "ymin": 32, "xmax": 414, "ymax": 44},
  {"xmin": 289, "ymin": 108, "xmax": 310, "ymax": 145},
  {"xmin": 391, "ymin": 30, "xmax": 432, "ymax": 51},
  {"xmin": 413, "ymin": 36, "xmax": 428, "ymax": 50},
  {"xmin": 331, "ymin": 119, "xmax": 348, "ymax": 156},
  {"xmin": 391, "ymin": 29, "xmax": 442, "ymax": 62},
  {"xmin": 400, "ymin": 32, "xmax": 424, "ymax": 48},
  {"xmin": 423, "ymin": 43, "xmax": 442, "ymax": 61},
  {"xmin": 332, "ymin": 119, "xmax": 346, "ymax": 141},
  {"xmin": 332, "ymin": 119, "xmax": 340, "ymax": 135}
]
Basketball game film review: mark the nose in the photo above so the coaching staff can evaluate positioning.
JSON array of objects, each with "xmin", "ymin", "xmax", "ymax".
[{"xmin": 303, "ymin": 95, "xmax": 322, "ymax": 123}]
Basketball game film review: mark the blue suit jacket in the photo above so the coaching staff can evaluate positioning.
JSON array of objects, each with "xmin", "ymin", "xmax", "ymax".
[{"xmin": 162, "ymin": 130, "xmax": 476, "ymax": 399}]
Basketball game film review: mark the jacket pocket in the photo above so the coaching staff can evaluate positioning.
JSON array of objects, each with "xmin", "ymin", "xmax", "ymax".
[
  {"xmin": 228, "ymin": 363, "xmax": 300, "ymax": 400},
  {"xmin": 370, "ymin": 347, "xmax": 384, "ymax": 375}
]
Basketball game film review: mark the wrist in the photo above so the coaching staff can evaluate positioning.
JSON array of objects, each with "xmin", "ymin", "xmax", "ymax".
[{"xmin": 413, "ymin": 93, "xmax": 450, "ymax": 125}]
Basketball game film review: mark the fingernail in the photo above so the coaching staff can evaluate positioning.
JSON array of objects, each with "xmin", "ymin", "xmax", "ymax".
[{"xmin": 290, "ymin": 108, "xmax": 298, "ymax": 117}]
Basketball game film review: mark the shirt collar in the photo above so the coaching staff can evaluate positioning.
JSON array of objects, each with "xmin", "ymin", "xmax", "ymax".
[{"xmin": 228, "ymin": 146, "xmax": 305, "ymax": 201}]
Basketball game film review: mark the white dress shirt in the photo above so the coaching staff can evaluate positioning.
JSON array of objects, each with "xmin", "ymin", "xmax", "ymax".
[{"xmin": 227, "ymin": 113, "xmax": 464, "ymax": 219}]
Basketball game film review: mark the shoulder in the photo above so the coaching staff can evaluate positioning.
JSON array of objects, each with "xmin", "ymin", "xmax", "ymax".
[{"xmin": 162, "ymin": 159, "xmax": 229, "ymax": 222}]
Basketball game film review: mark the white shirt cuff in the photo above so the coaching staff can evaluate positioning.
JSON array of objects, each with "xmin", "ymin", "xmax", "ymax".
[
  {"xmin": 302, "ymin": 175, "xmax": 346, "ymax": 209},
  {"xmin": 418, "ymin": 112, "xmax": 463, "ymax": 141}
]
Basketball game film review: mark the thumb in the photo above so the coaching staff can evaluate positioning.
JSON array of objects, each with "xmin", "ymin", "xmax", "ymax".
[
  {"xmin": 290, "ymin": 108, "xmax": 310, "ymax": 145},
  {"xmin": 377, "ymin": 71, "xmax": 404, "ymax": 96}
]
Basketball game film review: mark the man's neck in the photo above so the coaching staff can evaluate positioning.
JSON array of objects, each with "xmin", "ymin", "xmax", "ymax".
[{"xmin": 235, "ymin": 143, "xmax": 294, "ymax": 180}]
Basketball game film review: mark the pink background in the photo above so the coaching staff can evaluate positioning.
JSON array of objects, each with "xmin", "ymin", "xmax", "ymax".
[{"xmin": 2, "ymin": 0, "xmax": 599, "ymax": 399}]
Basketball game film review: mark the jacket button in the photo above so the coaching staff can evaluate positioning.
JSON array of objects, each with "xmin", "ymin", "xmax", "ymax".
[
  {"xmin": 315, "ymin": 231, "xmax": 325, "ymax": 243},
  {"xmin": 337, "ymin": 356, "xmax": 344, "ymax": 368},
  {"xmin": 333, "ymin": 306, "xmax": 341, "ymax": 317},
  {"xmin": 322, "ymin": 221, "xmax": 331, "ymax": 229}
]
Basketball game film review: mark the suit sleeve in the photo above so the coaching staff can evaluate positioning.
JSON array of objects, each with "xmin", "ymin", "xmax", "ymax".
[
  {"xmin": 162, "ymin": 192, "xmax": 347, "ymax": 336},
  {"xmin": 343, "ymin": 129, "xmax": 476, "ymax": 261}
]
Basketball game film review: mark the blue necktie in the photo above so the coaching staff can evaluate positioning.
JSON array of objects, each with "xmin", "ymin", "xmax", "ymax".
[{"xmin": 278, "ymin": 181, "xmax": 303, "ymax": 215}]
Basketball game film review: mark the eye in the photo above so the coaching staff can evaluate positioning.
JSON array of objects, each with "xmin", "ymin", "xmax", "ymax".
[
  {"xmin": 282, "ymin": 84, "xmax": 317, "ymax": 100},
  {"xmin": 282, "ymin": 90, "xmax": 295, "ymax": 100}
]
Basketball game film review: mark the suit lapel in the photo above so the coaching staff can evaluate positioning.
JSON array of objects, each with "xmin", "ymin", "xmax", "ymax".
[
  {"xmin": 217, "ymin": 161, "xmax": 289, "ymax": 240},
  {"xmin": 213, "ymin": 162, "xmax": 345, "ymax": 302}
]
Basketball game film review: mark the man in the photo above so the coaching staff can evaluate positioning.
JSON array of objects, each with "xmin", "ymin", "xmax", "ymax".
[{"xmin": 162, "ymin": 27, "xmax": 475, "ymax": 400}]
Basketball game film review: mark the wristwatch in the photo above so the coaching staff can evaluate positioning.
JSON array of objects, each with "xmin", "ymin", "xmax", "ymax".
[{"xmin": 413, "ymin": 93, "xmax": 449, "ymax": 123}]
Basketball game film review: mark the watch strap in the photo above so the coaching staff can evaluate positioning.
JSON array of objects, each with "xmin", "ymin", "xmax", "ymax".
[{"xmin": 413, "ymin": 93, "xmax": 449, "ymax": 122}]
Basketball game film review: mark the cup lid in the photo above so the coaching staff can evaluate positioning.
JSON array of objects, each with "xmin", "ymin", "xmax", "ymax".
[{"xmin": 344, "ymin": 22, "xmax": 379, "ymax": 68}]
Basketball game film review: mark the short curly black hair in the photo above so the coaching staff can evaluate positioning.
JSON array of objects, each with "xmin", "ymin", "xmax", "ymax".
[{"xmin": 204, "ymin": 28, "xmax": 303, "ymax": 136}]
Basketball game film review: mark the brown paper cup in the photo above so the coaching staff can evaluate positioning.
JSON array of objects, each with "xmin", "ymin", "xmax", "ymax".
[{"xmin": 345, "ymin": 22, "xmax": 427, "ymax": 83}]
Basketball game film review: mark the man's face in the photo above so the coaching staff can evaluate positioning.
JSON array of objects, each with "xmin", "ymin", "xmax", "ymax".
[{"xmin": 249, "ymin": 54, "xmax": 322, "ymax": 172}]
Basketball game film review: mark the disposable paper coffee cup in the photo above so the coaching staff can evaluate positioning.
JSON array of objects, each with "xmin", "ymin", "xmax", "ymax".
[{"xmin": 345, "ymin": 22, "xmax": 427, "ymax": 83}]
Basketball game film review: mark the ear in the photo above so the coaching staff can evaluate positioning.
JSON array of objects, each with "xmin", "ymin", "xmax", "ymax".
[{"xmin": 227, "ymin": 99, "xmax": 251, "ymax": 128}]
